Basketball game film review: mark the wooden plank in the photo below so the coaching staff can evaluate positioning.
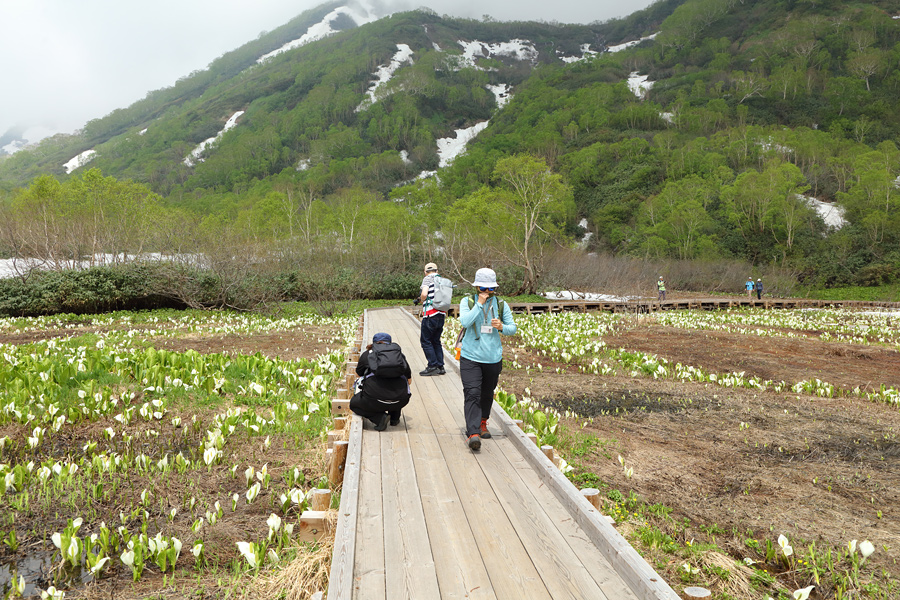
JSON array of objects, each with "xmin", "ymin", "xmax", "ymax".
[
  {"xmin": 475, "ymin": 438, "xmax": 612, "ymax": 599},
  {"xmin": 380, "ymin": 417, "xmax": 442, "ymax": 597},
  {"xmin": 353, "ymin": 421, "xmax": 385, "ymax": 600},
  {"xmin": 492, "ymin": 402, "xmax": 680, "ymax": 600},
  {"xmin": 401, "ymin": 390, "xmax": 496, "ymax": 599},
  {"xmin": 503, "ymin": 447, "xmax": 640, "ymax": 599}
]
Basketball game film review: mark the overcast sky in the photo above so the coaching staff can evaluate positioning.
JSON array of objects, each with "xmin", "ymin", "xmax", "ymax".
[{"xmin": 0, "ymin": 0, "xmax": 655, "ymax": 145}]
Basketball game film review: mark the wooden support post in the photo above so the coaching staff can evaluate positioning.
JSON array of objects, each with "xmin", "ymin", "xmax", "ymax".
[
  {"xmin": 684, "ymin": 587, "xmax": 711, "ymax": 599},
  {"xmin": 328, "ymin": 440, "xmax": 349, "ymax": 487},
  {"xmin": 310, "ymin": 488, "xmax": 332, "ymax": 511},
  {"xmin": 325, "ymin": 448, "xmax": 333, "ymax": 471},
  {"xmin": 512, "ymin": 419, "xmax": 524, "ymax": 430},
  {"xmin": 295, "ymin": 510, "xmax": 331, "ymax": 542},
  {"xmin": 327, "ymin": 430, "xmax": 340, "ymax": 449},
  {"xmin": 581, "ymin": 488, "xmax": 601, "ymax": 509},
  {"xmin": 331, "ymin": 399, "xmax": 350, "ymax": 415},
  {"xmin": 335, "ymin": 387, "xmax": 350, "ymax": 400},
  {"xmin": 333, "ymin": 416, "xmax": 347, "ymax": 430},
  {"xmin": 525, "ymin": 432, "xmax": 538, "ymax": 445},
  {"xmin": 541, "ymin": 445, "xmax": 555, "ymax": 462}
]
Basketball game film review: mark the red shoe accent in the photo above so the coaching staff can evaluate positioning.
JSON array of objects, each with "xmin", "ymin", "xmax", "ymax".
[{"xmin": 480, "ymin": 419, "xmax": 492, "ymax": 439}]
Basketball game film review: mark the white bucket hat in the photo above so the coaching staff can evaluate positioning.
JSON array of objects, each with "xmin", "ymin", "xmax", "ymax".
[{"xmin": 473, "ymin": 268, "xmax": 498, "ymax": 288}]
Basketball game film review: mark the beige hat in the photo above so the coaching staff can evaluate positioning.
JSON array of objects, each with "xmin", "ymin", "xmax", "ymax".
[{"xmin": 424, "ymin": 262, "xmax": 438, "ymax": 272}]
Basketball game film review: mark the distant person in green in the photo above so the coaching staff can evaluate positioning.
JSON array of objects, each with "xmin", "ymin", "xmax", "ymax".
[
  {"xmin": 755, "ymin": 278, "xmax": 763, "ymax": 300},
  {"xmin": 745, "ymin": 277, "xmax": 755, "ymax": 299},
  {"xmin": 458, "ymin": 268, "xmax": 516, "ymax": 451},
  {"xmin": 657, "ymin": 276, "xmax": 666, "ymax": 301}
]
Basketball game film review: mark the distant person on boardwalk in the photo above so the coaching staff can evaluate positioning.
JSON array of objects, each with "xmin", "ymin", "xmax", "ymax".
[
  {"xmin": 350, "ymin": 333, "xmax": 412, "ymax": 431},
  {"xmin": 746, "ymin": 277, "xmax": 755, "ymax": 299},
  {"xmin": 415, "ymin": 262, "xmax": 446, "ymax": 376},
  {"xmin": 657, "ymin": 276, "xmax": 666, "ymax": 301},
  {"xmin": 458, "ymin": 268, "xmax": 517, "ymax": 451},
  {"xmin": 755, "ymin": 278, "xmax": 763, "ymax": 300}
]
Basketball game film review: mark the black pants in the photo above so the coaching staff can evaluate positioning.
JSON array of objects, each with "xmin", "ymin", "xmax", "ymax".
[
  {"xmin": 420, "ymin": 314, "xmax": 445, "ymax": 369},
  {"xmin": 459, "ymin": 357, "xmax": 502, "ymax": 437},
  {"xmin": 349, "ymin": 392, "xmax": 409, "ymax": 425}
]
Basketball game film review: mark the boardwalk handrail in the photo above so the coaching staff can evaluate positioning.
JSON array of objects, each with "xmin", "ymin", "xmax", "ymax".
[{"xmin": 399, "ymin": 309, "xmax": 680, "ymax": 600}]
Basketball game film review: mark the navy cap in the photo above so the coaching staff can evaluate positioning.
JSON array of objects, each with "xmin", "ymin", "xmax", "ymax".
[{"xmin": 373, "ymin": 332, "xmax": 392, "ymax": 344}]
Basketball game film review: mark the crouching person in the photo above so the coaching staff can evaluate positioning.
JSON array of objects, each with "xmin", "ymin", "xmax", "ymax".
[{"xmin": 350, "ymin": 332, "xmax": 412, "ymax": 431}]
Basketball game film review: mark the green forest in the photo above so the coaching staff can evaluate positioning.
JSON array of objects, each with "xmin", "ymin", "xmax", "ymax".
[{"xmin": 1, "ymin": 0, "xmax": 899, "ymax": 312}]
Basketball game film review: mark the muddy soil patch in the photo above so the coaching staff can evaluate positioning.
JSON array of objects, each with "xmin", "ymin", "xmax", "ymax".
[
  {"xmin": 499, "ymin": 366, "xmax": 900, "ymax": 582},
  {"xmin": 604, "ymin": 325, "xmax": 900, "ymax": 391}
]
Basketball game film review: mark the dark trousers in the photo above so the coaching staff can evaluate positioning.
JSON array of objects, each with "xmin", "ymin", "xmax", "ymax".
[
  {"xmin": 756, "ymin": 289, "xmax": 762, "ymax": 299},
  {"xmin": 349, "ymin": 392, "xmax": 409, "ymax": 425},
  {"xmin": 459, "ymin": 357, "xmax": 502, "ymax": 437},
  {"xmin": 420, "ymin": 314, "xmax": 445, "ymax": 369}
]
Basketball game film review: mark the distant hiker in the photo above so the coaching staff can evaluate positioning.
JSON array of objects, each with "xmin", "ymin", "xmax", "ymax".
[
  {"xmin": 746, "ymin": 277, "xmax": 755, "ymax": 299},
  {"xmin": 755, "ymin": 278, "xmax": 763, "ymax": 300},
  {"xmin": 458, "ymin": 268, "xmax": 517, "ymax": 451},
  {"xmin": 350, "ymin": 333, "xmax": 412, "ymax": 431},
  {"xmin": 416, "ymin": 262, "xmax": 446, "ymax": 376},
  {"xmin": 657, "ymin": 276, "xmax": 666, "ymax": 301}
]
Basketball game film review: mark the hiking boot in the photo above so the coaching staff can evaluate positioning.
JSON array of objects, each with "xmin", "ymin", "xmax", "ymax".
[
  {"xmin": 467, "ymin": 434, "xmax": 481, "ymax": 451},
  {"xmin": 436, "ymin": 367, "xmax": 446, "ymax": 375},
  {"xmin": 374, "ymin": 413, "xmax": 389, "ymax": 431},
  {"xmin": 419, "ymin": 366, "xmax": 439, "ymax": 376},
  {"xmin": 389, "ymin": 416, "xmax": 401, "ymax": 426},
  {"xmin": 479, "ymin": 419, "xmax": 492, "ymax": 439}
]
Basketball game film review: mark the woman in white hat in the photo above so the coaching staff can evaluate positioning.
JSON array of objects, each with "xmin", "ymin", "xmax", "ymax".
[{"xmin": 457, "ymin": 268, "xmax": 517, "ymax": 451}]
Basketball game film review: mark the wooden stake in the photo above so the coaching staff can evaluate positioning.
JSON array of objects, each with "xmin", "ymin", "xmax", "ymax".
[
  {"xmin": 581, "ymin": 488, "xmax": 601, "ymax": 509},
  {"xmin": 525, "ymin": 432, "xmax": 538, "ymax": 445},
  {"xmin": 512, "ymin": 419, "xmax": 524, "ymax": 430},
  {"xmin": 328, "ymin": 440, "xmax": 349, "ymax": 487},
  {"xmin": 683, "ymin": 587, "xmax": 711, "ymax": 599},
  {"xmin": 333, "ymin": 416, "xmax": 347, "ymax": 430},
  {"xmin": 540, "ymin": 445, "xmax": 555, "ymax": 462},
  {"xmin": 296, "ymin": 510, "xmax": 331, "ymax": 542},
  {"xmin": 310, "ymin": 488, "xmax": 332, "ymax": 511},
  {"xmin": 331, "ymin": 399, "xmax": 350, "ymax": 415}
]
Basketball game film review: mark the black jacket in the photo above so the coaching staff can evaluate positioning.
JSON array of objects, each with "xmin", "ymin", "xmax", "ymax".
[{"xmin": 356, "ymin": 347, "xmax": 412, "ymax": 402}]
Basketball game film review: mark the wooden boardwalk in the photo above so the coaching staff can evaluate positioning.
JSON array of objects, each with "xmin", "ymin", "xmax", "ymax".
[
  {"xmin": 432, "ymin": 296, "xmax": 900, "ymax": 317},
  {"xmin": 327, "ymin": 308, "xmax": 678, "ymax": 600}
]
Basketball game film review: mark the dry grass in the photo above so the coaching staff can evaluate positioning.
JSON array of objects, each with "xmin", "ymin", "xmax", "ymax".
[{"xmin": 254, "ymin": 536, "xmax": 335, "ymax": 600}]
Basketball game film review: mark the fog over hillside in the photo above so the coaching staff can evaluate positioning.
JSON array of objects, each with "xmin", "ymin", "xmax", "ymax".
[{"xmin": 0, "ymin": 0, "xmax": 654, "ymax": 152}]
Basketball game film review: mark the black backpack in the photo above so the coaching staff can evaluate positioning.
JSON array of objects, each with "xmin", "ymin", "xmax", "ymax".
[{"xmin": 367, "ymin": 343, "xmax": 407, "ymax": 378}]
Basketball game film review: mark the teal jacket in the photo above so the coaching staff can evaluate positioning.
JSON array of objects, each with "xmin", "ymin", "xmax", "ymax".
[{"xmin": 458, "ymin": 295, "xmax": 517, "ymax": 364}]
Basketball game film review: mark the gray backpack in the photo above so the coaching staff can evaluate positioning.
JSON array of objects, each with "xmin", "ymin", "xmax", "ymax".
[{"xmin": 432, "ymin": 275, "xmax": 454, "ymax": 311}]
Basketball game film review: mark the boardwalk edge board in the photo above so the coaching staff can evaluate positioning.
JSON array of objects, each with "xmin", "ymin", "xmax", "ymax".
[
  {"xmin": 326, "ymin": 312, "xmax": 368, "ymax": 600},
  {"xmin": 399, "ymin": 308, "xmax": 680, "ymax": 600}
]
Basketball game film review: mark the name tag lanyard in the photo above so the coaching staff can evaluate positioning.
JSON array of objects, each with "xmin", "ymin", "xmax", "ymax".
[{"xmin": 479, "ymin": 298, "xmax": 495, "ymax": 334}]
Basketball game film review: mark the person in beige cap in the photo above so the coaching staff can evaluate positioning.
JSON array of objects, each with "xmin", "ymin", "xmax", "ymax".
[{"xmin": 416, "ymin": 262, "xmax": 446, "ymax": 376}]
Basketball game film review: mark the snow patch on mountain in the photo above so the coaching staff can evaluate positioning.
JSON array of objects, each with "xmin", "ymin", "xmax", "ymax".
[
  {"xmin": 558, "ymin": 44, "xmax": 598, "ymax": 63},
  {"xmin": 63, "ymin": 149, "xmax": 97, "ymax": 174},
  {"xmin": 486, "ymin": 83, "xmax": 512, "ymax": 108},
  {"xmin": 356, "ymin": 44, "xmax": 415, "ymax": 111},
  {"xmin": 184, "ymin": 111, "xmax": 244, "ymax": 167},
  {"xmin": 628, "ymin": 72, "xmax": 653, "ymax": 99},
  {"xmin": 257, "ymin": 1, "xmax": 380, "ymax": 63},
  {"xmin": 454, "ymin": 39, "xmax": 539, "ymax": 69},
  {"xmin": 418, "ymin": 120, "xmax": 490, "ymax": 179},
  {"xmin": 801, "ymin": 195, "xmax": 846, "ymax": 229},
  {"xmin": 607, "ymin": 32, "xmax": 659, "ymax": 53}
]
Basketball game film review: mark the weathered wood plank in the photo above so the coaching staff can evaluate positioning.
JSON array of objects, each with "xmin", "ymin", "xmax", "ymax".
[
  {"xmin": 353, "ymin": 420, "xmax": 385, "ymax": 600},
  {"xmin": 380, "ymin": 418, "xmax": 441, "ymax": 597}
]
